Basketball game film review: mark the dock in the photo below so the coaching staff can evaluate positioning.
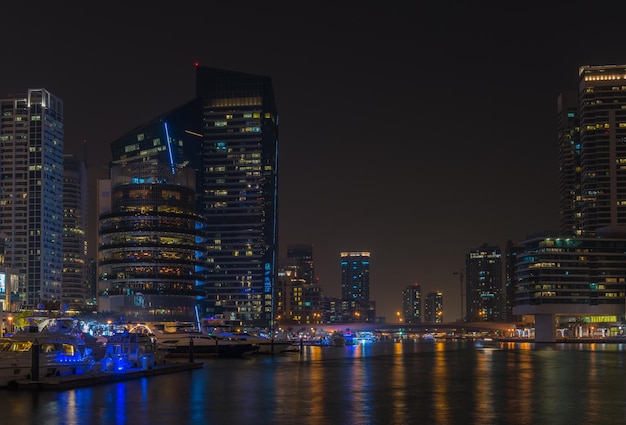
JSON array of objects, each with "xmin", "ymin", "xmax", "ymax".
[{"xmin": 10, "ymin": 360, "xmax": 204, "ymax": 391}]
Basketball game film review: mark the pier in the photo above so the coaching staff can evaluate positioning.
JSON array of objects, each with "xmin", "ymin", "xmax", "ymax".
[{"xmin": 10, "ymin": 361, "xmax": 203, "ymax": 391}]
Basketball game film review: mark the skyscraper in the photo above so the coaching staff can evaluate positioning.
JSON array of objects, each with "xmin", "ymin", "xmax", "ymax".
[
  {"xmin": 466, "ymin": 244, "xmax": 502, "ymax": 322},
  {"xmin": 195, "ymin": 66, "xmax": 279, "ymax": 328},
  {"xmin": 62, "ymin": 154, "xmax": 88, "ymax": 311},
  {"xmin": 557, "ymin": 90, "xmax": 581, "ymax": 235},
  {"xmin": 96, "ymin": 66, "xmax": 278, "ymax": 326},
  {"xmin": 512, "ymin": 64, "xmax": 626, "ymax": 341},
  {"xmin": 98, "ymin": 161, "xmax": 204, "ymax": 322},
  {"xmin": 503, "ymin": 239, "xmax": 524, "ymax": 322},
  {"xmin": 341, "ymin": 251, "xmax": 370, "ymax": 322},
  {"xmin": 402, "ymin": 283, "xmax": 422, "ymax": 323},
  {"xmin": 560, "ymin": 65, "xmax": 626, "ymax": 234},
  {"xmin": 98, "ymin": 98, "xmax": 205, "ymax": 322},
  {"xmin": 424, "ymin": 291, "xmax": 443, "ymax": 323},
  {"xmin": 0, "ymin": 89, "xmax": 64, "ymax": 309},
  {"xmin": 287, "ymin": 244, "xmax": 315, "ymax": 286},
  {"xmin": 286, "ymin": 244, "xmax": 322, "ymax": 323}
]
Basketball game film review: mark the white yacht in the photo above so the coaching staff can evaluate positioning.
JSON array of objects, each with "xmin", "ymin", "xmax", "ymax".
[
  {"xmin": 0, "ymin": 331, "xmax": 98, "ymax": 388},
  {"xmin": 211, "ymin": 331, "xmax": 297, "ymax": 354},
  {"xmin": 152, "ymin": 332, "xmax": 259, "ymax": 358}
]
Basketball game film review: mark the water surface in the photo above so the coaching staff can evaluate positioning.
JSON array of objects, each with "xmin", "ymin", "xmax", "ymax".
[{"xmin": 3, "ymin": 340, "xmax": 626, "ymax": 425}]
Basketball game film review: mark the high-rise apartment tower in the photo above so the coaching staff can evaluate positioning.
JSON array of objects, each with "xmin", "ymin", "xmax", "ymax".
[
  {"xmin": 340, "ymin": 251, "xmax": 370, "ymax": 321},
  {"xmin": 559, "ymin": 65, "xmax": 626, "ymax": 234},
  {"xmin": 402, "ymin": 283, "xmax": 422, "ymax": 323},
  {"xmin": 466, "ymin": 244, "xmax": 502, "ymax": 322},
  {"xmin": 0, "ymin": 89, "xmax": 64, "ymax": 308},
  {"xmin": 62, "ymin": 154, "xmax": 88, "ymax": 311},
  {"xmin": 424, "ymin": 291, "xmax": 443, "ymax": 323}
]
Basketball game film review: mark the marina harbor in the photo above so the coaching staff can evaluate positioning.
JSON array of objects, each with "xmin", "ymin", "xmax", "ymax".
[
  {"xmin": 0, "ymin": 317, "xmax": 295, "ymax": 390},
  {"xmin": 3, "ymin": 314, "xmax": 623, "ymax": 392}
]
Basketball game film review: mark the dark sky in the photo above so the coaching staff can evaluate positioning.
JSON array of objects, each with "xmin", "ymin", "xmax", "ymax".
[{"xmin": 2, "ymin": 1, "xmax": 626, "ymax": 322}]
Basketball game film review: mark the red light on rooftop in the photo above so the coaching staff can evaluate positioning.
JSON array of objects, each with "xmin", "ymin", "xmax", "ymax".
[{"xmin": 194, "ymin": 61, "xmax": 200, "ymax": 67}]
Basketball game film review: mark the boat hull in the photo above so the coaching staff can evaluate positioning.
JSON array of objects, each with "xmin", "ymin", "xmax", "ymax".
[
  {"xmin": 154, "ymin": 333, "xmax": 259, "ymax": 358},
  {"xmin": 254, "ymin": 341, "xmax": 298, "ymax": 354},
  {"xmin": 211, "ymin": 332, "xmax": 297, "ymax": 354},
  {"xmin": 0, "ymin": 357, "xmax": 96, "ymax": 388},
  {"xmin": 0, "ymin": 332, "xmax": 98, "ymax": 388},
  {"xmin": 162, "ymin": 343, "xmax": 258, "ymax": 358}
]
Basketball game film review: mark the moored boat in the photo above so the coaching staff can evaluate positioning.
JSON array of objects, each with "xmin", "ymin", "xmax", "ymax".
[
  {"xmin": 0, "ymin": 331, "xmax": 99, "ymax": 388},
  {"xmin": 330, "ymin": 331, "xmax": 346, "ymax": 347},
  {"xmin": 211, "ymin": 331, "xmax": 297, "ymax": 354},
  {"xmin": 152, "ymin": 332, "xmax": 259, "ymax": 358},
  {"xmin": 101, "ymin": 331, "xmax": 167, "ymax": 371},
  {"xmin": 355, "ymin": 331, "xmax": 378, "ymax": 344}
]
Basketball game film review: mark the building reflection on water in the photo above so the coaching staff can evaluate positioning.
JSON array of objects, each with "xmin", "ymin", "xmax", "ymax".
[{"xmin": 3, "ymin": 340, "xmax": 626, "ymax": 424}]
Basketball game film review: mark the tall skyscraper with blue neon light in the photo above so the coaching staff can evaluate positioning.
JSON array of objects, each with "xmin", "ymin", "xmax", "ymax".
[
  {"xmin": 97, "ymin": 66, "xmax": 278, "ymax": 327},
  {"xmin": 195, "ymin": 66, "xmax": 278, "ymax": 328}
]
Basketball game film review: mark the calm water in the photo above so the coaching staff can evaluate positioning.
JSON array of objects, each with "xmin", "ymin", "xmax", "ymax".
[{"xmin": 3, "ymin": 340, "xmax": 626, "ymax": 425}]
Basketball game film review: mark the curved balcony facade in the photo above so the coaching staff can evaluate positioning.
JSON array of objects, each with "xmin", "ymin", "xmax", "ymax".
[{"xmin": 98, "ymin": 162, "xmax": 206, "ymax": 322}]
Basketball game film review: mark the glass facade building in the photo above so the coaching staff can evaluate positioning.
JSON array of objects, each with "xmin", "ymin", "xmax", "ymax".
[
  {"xmin": 98, "ymin": 161, "xmax": 204, "ymax": 322},
  {"xmin": 195, "ymin": 66, "xmax": 278, "ymax": 328},
  {"xmin": 97, "ymin": 66, "xmax": 279, "ymax": 327},
  {"xmin": 563, "ymin": 65, "xmax": 626, "ymax": 234},
  {"xmin": 514, "ymin": 232, "xmax": 626, "ymax": 319},
  {"xmin": 99, "ymin": 98, "xmax": 205, "ymax": 322},
  {"xmin": 512, "ymin": 65, "xmax": 626, "ymax": 341},
  {"xmin": 557, "ymin": 90, "xmax": 581, "ymax": 235}
]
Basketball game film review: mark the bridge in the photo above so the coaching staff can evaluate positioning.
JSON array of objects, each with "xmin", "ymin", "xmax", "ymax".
[{"xmin": 297, "ymin": 321, "xmax": 518, "ymax": 335}]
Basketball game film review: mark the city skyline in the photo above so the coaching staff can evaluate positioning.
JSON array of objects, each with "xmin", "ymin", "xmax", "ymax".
[{"xmin": 2, "ymin": 2, "xmax": 626, "ymax": 321}]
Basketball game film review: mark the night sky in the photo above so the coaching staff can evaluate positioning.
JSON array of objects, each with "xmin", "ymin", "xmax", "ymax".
[{"xmin": 2, "ymin": 2, "xmax": 626, "ymax": 322}]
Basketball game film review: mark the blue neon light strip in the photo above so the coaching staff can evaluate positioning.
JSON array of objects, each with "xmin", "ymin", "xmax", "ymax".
[
  {"xmin": 164, "ymin": 122, "xmax": 175, "ymax": 174},
  {"xmin": 195, "ymin": 305, "xmax": 201, "ymax": 332}
]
